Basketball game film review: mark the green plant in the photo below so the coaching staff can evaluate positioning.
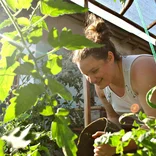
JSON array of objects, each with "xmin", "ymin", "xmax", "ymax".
[
  {"xmin": 94, "ymin": 111, "xmax": 156, "ymax": 155},
  {"xmin": 0, "ymin": 0, "xmax": 102, "ymax": 155},
  {"xmin": 114, "ymin": 0, "xmax": 126, "ymax": 4}
]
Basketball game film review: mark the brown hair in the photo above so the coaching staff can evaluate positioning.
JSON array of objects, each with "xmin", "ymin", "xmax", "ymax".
[{"xmin": 72, "ymin": 13, "xmax": 120, "ymax": 63}]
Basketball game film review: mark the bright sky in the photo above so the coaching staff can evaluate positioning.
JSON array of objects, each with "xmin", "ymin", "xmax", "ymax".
[{"xmin": 70, "ymin": 0, "xmax": 156, "ymax": 46}]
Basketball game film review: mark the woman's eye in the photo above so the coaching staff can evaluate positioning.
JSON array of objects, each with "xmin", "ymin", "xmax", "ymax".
[{"xmin": 92, "ymin": 69, "xmax": 98, "ymax": 74}]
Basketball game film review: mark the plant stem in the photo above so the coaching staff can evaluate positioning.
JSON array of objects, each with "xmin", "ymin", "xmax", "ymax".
[{"xmin": 0, "ymin": 0, "xmax": 43, "ymax": 81}]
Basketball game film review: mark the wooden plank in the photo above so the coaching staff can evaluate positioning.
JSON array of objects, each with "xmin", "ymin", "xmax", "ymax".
[
  {"xmin": 82, "ymin": 0, "xmax": 91, "ymax": 127},
  {"xmin": 83, "ymin": 76, "xmax": 91, "ymax": 127}
]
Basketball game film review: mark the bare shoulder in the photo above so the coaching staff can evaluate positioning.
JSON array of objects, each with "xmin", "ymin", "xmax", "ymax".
[{"xmin": 131, "ymin": 55, "xmax": 156, "ymax": 93}]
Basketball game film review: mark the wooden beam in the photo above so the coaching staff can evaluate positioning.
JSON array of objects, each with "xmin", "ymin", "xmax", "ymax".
[
  {"xmin": 83, "ymin": 76, "xmax": 91, "ymax": 127},
  {"xmin": 147, "ymin": 20, "xmax": 156, "ymax": 30},
  {"xmin": 84, "ymin": 0, "xmax": 88, "ymax": 7},
  {"xmin": 120, "ymin": 0, "xmax": 134, "ymax": 16}
]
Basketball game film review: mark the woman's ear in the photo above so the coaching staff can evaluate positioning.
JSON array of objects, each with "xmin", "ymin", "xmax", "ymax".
[{"xmin": 107, "ymin": 51, "xmax": 114, "ymax": 63}]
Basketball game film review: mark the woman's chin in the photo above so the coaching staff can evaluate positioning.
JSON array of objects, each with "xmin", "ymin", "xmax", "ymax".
[
  {"xmin": 98, "ymin": 85, "xmax": 105, "ymax": 89},
  {"xmin": 98, "ymin": 83, "xmax": 108, "ymax": 89}
]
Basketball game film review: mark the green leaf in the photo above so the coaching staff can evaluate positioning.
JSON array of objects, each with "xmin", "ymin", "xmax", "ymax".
[
  {"xmin": 48, "ymin": 27, "xmax": 102, "ymax": 50},
  {"xmin": 5, "ymin": 0, "xmax": 17, "ymax": 12},
  {"xmin": 21, "ymin": 0, "xmax": 32, "ymax": 10},
  {"xmin": 138, "ymin": 111, "xmax": 147, "ymax": 121},
  {"xmin": 40, "ymin": 0, "xmax": 88, "ymax": 17},
  {"xmin": 48, "ymin": 27, "xmax": 60, "ymax": 48},
  {"xmin": 22, "ymin": 54, "xmax": 35, "ymax": 64},
  {"xmin": 14, "ymin": 62, "xmax": 35, "ymax": 75},
  {"xmin": 0, "ymin": 139, "xmax": 5, "ymax": 156},
  {"xmin": 46, "ymin": 54, "xmax": 62, "ymax": 75},
  {"xmin": 6, "ymin": 51, "xmax": 17, "ymax": 69},
  {"xmin": 45, "ymin": 77, "xmax": 72, "ymax": 101},
  {"xmin": 40, "ymin": 105, "xmax": 54, "ymax": 116},
  {"xmin": 56, "ymin": 108, "xmax": 69, "ymax": 116},
  {"xmin": 4, "ymin": 83, "xmax": 44, "ymax": 122},
  {"xmin": 51, "ymin": 115, "xmax": 78, "ymax": 156},
  {"xmin": 27, "ymin": 27, "xmax": 43, "ymax": 44},
  {"xmin": 30, "ymin": 143, "xmax": 40, "ymax": 151},
  {"xmin": 17, "ymin": 17, "xmax": 30, "ymax": 26},
  {"xmin": 31, "ymin": 150, "xmax": 41, "ymax": 156},
  {"xmin": 60, "ymin": 27, "xmax": 103, "ymax": 50},
  {"xmin": 27, "ymin": 15, "xmax": 49, "ymax": 44},
  {"xmin": 1, "ymin": 41, "xmax": 17, "ymax": 57},
  {"xmin": 31, "ymin": 16, "xmax": 48, "ymax": 31},
  {"xmin": 51, "ymin": 99, "xmax": 58, "ymax": 106},
  {"xmin": 109, "ymin": 133, "xmax": 122, "ymax": 147},
  {"xmin": 6, "ymin": 0, "xmax": 33, "ymax": 11},
  {"xmin": 132, "ymin": 120, "xmax": 140, "ymax": 128},
  {"xmin": 1, "ymin": 31, "xmax": 18, "ymax": 41},
  {"xmin": 39, "ymin": 146, "xmax": 50, "ymax": 156},
  {"xmin": 0, "ymin": 18, "xmax": 12, "ymax": 30},
  {"xmin": 0, "ymin": 62, "xmax": 19, "ymax": 102}
]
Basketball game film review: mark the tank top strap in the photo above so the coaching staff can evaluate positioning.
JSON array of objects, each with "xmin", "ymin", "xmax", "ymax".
[
  {"xmin": 122, "ymin": 55, "xmax": 140, "ymax": 98},
  {"xmin": 122, "ymin": 54, "xmax": 152, "ymax": 98}
]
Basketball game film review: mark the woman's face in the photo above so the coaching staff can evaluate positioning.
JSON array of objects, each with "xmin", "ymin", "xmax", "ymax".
[{"xmin": 77, "ymin": 54, "xmax": 115, "ymax": 89}]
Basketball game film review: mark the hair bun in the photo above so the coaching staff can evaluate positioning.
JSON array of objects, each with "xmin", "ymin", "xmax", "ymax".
[{"xmin": 84, "ymin": 13, "xmax": 112, "ymax": 44}]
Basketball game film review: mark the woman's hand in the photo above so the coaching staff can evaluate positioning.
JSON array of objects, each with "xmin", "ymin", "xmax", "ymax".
[{"xmin": 92, "ymin": 131, "xmax": 116, "ymax": 156}]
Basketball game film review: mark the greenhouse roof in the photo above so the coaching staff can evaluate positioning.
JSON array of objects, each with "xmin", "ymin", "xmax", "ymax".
[{"xmin": 70, "ymin": 0, "xmax": 156, "ymax": 46}]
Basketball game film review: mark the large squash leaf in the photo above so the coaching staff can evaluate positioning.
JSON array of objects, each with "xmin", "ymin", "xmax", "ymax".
[
  {"xmin": 45, "ymin": 78, "xmax": 72, "ymax": 101},
  {"xmin": 60, "ymin": 27, "xmax": 103, "ymax": 50},
  {"xmin": 0, "ymin": 62, "xmax": 19, "ymax": 102},
  {"xmin": 14, "ymin": 62, "xmax": 35, "ymax": 75},
  {"xmin": 6, "ymin": 0, "xmax": 33, "ymax": 11},
  {"xmin": 51, "ymin": 108, "xmax": 77, "ymax": 156},
  {"xmin": 4, "ymin": 83, "xmax": 44, "ymax": 122},
  {"xmin": 48, "ymin": 27, "xmax": 103, "ymax": 50},
  {"xmin": 40, "ymin": 0, "xmax": 87, "ymax": 17}
]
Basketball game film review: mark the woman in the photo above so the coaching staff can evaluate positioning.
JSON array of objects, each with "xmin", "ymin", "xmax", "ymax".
[{"xmin": 72, "ymin": 13, "xmax": 156, "ymax": 156}]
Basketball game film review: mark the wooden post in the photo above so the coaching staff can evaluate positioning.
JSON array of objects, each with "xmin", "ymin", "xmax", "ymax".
[
  {"xmin": 84, "ymin": 0, "xmax": 88, "ymax": 8},
  {"xmin": 82, "ymin": 0, "xmax": 91, "ymax": 127},
  {"xmin": 83, "ymin": 76, "xmax": 91, "ymax": 127}
]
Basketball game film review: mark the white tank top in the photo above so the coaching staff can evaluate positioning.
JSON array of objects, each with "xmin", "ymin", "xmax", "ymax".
[{"xmin": 103, "ymin": 54, "xmax": 152, "ymax": 115}]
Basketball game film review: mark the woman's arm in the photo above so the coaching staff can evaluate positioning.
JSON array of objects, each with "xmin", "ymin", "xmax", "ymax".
[
  {"xmin": 131, "ymin": 56, "xmax": 156, "ymax": 117},
  {"xmin": 94, "ymin": 85, "xmax": 120, "ymax": 126}
]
